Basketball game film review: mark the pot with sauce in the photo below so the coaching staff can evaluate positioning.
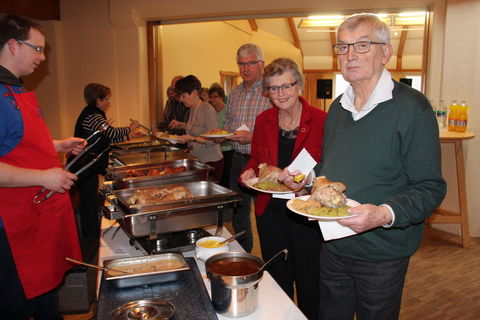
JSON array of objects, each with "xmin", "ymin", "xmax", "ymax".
[{"xmin": 205, "ymin": 252, "xmax": 264, "ymax": 318}]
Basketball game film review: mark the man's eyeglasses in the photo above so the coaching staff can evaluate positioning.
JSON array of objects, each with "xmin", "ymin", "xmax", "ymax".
[
  {"xmin": 333, "ymin": 41, "xmax": 385, "ymax": 55},
  {"xmin": 267, "ymin": 81, "xmax": 298, "ymax": 93},
  {"xmin": 16, "ymin": 40, "xmax": 44, "ymax": 54},
  {"xmin": 237, "ymin": 60, "xmax": 262, "ymax": 68}
]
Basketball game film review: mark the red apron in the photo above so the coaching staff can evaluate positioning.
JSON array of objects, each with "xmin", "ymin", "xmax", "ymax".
[{"xmin": 0, "ymin": 86, "xmax": 81, "ymax": 299}]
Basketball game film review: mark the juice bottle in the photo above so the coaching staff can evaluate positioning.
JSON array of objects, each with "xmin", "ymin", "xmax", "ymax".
[
  {"xmin": 448, "ymin": 100, "xmax": 458, "ymax": 131},
  {"xmin": 455, "ymin": 100, "xmax": 468, "ymax": 132}
]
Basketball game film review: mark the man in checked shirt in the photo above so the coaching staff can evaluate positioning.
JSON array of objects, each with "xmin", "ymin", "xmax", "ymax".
[{"xmin": 223, "ymin": 43, "xmax": 271, "ymax": 252}]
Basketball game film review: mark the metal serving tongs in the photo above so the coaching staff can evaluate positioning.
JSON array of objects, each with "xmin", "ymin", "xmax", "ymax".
[
  {"xmin": 33, "ymin": 124, "xmax": 110, "ymax": 204},
  {"xmin": 130, "ymin": 118, "xmax": 152, "ymax": 135}
]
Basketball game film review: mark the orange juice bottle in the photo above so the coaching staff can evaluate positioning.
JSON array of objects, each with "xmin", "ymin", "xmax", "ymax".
[
  {"xmin": 455, "ymin": 100, "xmax": 468, "ymax": 132},
  {"xmin": 448, "ymin": 100, "xmax": 458, "ymax": 131}
]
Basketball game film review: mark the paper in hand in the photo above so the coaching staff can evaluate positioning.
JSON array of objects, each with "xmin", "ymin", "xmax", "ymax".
[
  {"xmin": 317, "ymin": 220, "xmax": 357, "ymax": 241},
  {"xmin": 273, "ymin": 148, "xmax": 317, "ymax": 199}
]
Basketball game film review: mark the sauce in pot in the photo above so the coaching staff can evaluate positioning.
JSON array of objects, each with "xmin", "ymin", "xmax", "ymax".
[{"xmin": 207, "ymin": 257, "xmax": 262, "ymax": 276}]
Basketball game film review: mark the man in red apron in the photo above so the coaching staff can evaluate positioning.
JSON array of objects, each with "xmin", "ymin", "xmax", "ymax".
[{"xmin": 0, "ymin": 15, "xmax": 85, "ymax": 319}]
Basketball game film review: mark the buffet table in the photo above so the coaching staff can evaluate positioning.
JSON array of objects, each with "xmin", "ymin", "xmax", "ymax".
[
  {"xmin": 429, "ymin": 130, "xmax": 475, "ymax": 247},
  {"xmin": 97, "ymin": 218, "xmax": 307, "ymax": 319}
]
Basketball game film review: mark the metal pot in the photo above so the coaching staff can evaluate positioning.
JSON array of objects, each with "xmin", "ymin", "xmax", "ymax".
[{"xmin": 205, "ymin": 252, "xmax": 264, "ymax": 318}]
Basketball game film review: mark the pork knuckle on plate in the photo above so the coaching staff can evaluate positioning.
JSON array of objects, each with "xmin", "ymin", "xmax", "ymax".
[
  {"xmin": 311, "ymin": 176, "xmax": 347, "ymax": 208},
  {"xmin": 258, "ymin": 163, "xmax": 282, "ymax": 183}
]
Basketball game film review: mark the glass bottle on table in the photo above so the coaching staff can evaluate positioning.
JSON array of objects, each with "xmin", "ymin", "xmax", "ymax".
[{"xmin": 436, "ymin": 99, "xmax": 447, "ymax": 131}]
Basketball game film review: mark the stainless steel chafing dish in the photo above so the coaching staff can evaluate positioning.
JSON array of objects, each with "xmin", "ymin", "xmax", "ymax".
[
  {"xmin": 110, "ymin": 146, "xmax": 195, "ymax": 167},
  {"xmin": 105, "ymin": 159, "xmax": 212, "ymax": 189},
  {"xmin": 104, "ymin": 181, "xmax": 240, "ymax": 240},
  {"xmin": 104, "ymin": 253, "xmax": 189, "ymax": 288},
  {"xmin": 110, "ymin": 138, "xmax": 169, "ymax": 151}
]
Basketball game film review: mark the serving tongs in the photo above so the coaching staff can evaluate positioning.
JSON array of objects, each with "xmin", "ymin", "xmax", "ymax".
[
  {"xmin": 66, "ymin": 257, "xmax": 132, "ymax": 275},
  {"xmin": 130, "ymin": 118, "xmax": 152, "ymax": 135},
  {"xmin": 33, "ymin": 124, "xmax": 110, "ymax": 204}
]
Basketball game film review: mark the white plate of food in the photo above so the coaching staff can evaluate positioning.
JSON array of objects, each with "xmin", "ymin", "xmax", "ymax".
[
  {"xmin": 200, "ymin": 129, "xmax": 233, "ymax": 138},
  {"xmin": 201, "ymin": 133, "xmax": 233, "ymax": 138},
  {"xmin": 157, "ymin": 137, "xmax": 181, "ymax": 144},
  {"xmin": 287, "ymin": 195, "xmax": 359, "ymax": 220},
  {"xmin": 246, "ymin": 177, "xmax": 297, "ymax": 194}
]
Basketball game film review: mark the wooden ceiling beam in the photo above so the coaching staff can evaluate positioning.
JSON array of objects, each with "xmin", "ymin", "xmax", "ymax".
[
  {"xmin": 248, "ymin": 19, "xmax": 258, "ymax": 32},
  {"xmin": 397, "ymin": 26, "xmax": 409, "ymax": 71},
  {"xmin": 0, "ymin": 0, "xmax": 60, "ymax": 20},
  {"xmin": 330, "ymin": 27, "xmax": 338, "ymax": 71},
  {"xmin": 287, "ymin": 18, "xmax": 302, "ymax": 52}
]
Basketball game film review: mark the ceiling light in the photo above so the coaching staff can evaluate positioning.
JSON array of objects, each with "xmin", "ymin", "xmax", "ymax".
[
  {"xmin": 398, "ymin": 11, "xmax": 426, "ymax": 17},
  {"xmin": 298, "ymin": 12, "xmax": 426, "ymax": 28},
  {"xmin": 299, "ymin": 15, "xmax": 345, "ymax": 28},
  {"xmin": 394, "ymin": 11, "xmax": 426, "ymax": 25}
]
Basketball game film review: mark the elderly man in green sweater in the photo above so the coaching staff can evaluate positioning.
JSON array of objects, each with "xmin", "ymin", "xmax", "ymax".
[{"xmin": 313, "ymin": 14, "xmax": 446, "ymax": 320}]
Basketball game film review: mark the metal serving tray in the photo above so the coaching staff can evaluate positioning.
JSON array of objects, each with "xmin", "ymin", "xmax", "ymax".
[
  {"xmin": 106, "ymin": 159, "xmax": 212, "ymax": 189},
  {"xmin": 112, "ymin": 181, "xmax": 236, "ymax": 214},
  {"xmin": 105, "ymin": 181, "xmax": 239, "ymax": 238},
  {"xmin": 110, "ymin": 138, "xmax": 169, "ymax": 151},
  {"xmin": 104, "ymin": 253, "xmax": 189, "ymax": 288},
  {"xmin": 110, "ymin": 147, "xmax": 195, "ymax": 166}
]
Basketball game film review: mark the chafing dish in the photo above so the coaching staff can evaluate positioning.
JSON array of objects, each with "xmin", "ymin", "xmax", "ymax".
[
  {"xmin": 105, "ymin": 159, "xmax": 212, "ymax": 189},
  {"xmin": 104, "ymin": 253, "xmax": 189, "ymax": 288},
  {"xmin": 111, "ymin": 139, "xmax": 168, "ymax": 150},
  {"xmin": 110, "ymin": 146, "xmax": 195, "ymax": 166},
  {"xmin": 104, "ymin": 181, "xmax": 239, "ymax": 239}
]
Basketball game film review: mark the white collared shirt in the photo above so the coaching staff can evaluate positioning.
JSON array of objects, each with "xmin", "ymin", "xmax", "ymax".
[{"xmin": 340, "ymin": 69, "xmax": 394, "ymax": 121}]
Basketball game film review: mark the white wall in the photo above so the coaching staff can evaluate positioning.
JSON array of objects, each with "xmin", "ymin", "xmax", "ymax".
[
  {"xmin": 432, "ymin": 0, "xmax": 480, "ymax": 235},
  {"xmin": 160, "ymin": 20, "xmax": 302, "ymax": 105}
]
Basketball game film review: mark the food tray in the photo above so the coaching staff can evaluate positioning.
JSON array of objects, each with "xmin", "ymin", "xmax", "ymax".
[
  {"xmin": 111, "ymin": 181, "xmax": 237, "ymax": 214},
  {"xmin": 110, "ymin": 147, "xmax": 195, "ymax": 166},
  {"xmin": 106, "ymin": 159, "xmax": 213, "ymax": 189},
  {"xmin": 110, "ymin": 138, "xmax": 169, "ymax": 150},
  {"xmin": 105, "ymin": 181, "xmax": 239, "ymax": 237},
  {"xmin": 96, "ymin": 257, "xmax": 218, "ymax": 320},
  {"xmin": 104, "ymin": 253, "xmax": 189, "ymax": 288}
]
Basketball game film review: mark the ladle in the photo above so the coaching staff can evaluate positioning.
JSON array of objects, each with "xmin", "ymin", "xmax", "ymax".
[
  {"xmin": 257, "ymin": 249, "xmax": 288, "ymax": 273},
  {"xmin": 66, "ymin": 257, "xmax": 132, "ymax": 275},
  {"xmin": 219, "ymin": 230, "xmax": 246, "ymax": 245}
]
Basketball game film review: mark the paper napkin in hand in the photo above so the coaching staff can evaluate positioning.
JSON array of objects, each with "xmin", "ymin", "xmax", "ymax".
[
  {"xmin": 287, "ymin": 148, "xmax": 317, "ymax": 176},
  {"xmin": 318, "ymin": 220, "xmax": 357, "ymax": 241},
  {"xmin": 273, "ymin": 148, "xmax": 317, "ymax": 199},
  {"xmin": 236, "ymin": 123, "xmax": 250, "ymax": 132}
]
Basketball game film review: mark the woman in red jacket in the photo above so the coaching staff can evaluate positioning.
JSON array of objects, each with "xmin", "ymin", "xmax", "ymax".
[{"xmin": 240, "ymin": 58, "xmax": 326, "ymax": 320}]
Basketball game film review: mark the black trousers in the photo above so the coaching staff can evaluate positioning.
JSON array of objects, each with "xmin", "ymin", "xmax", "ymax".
[
  {"xmin": 256, "ymin": 198, "xmax": 323, "ymax": 320},
  {"xmin": 0, "ymin": 228, "xmax": 63, "ymax": 320},
  {"xmin": 230, "ymin": 152, "xmax": 255, "ymax": 252},
  {"xmin": 219, "ymin": 149, "xmax": 234, "ymax": 188},
  {"xmin": 76, "ymin": 172, "xmax": 100, "ymax": 239},
  {"xmin": 319, "ymin": 247, "xmax": 410, "ymax": 320}
]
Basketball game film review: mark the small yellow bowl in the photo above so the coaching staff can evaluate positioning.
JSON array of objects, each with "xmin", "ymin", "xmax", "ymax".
[{"xmin": 195, "ymin": 236, "xmax": 229, "ymax": 262}]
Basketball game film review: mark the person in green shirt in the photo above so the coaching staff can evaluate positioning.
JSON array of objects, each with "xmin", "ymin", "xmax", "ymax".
[{"xmin": 313, "ymin": 13, "xmax": 446, "ymax": 320}]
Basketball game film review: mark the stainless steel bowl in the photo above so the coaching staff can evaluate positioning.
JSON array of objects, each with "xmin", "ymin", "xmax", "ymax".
[{"xmin": 110, "ymin": 299, "xmax": 175, "ymax": 320}]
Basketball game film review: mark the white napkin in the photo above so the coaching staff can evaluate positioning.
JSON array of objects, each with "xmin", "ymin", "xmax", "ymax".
[
  {"xmin": 273, "ymin": 148, "xmax": 317, "ymax": 199},
  {"xmin": 236, "ymin": 123, "xmax": 250, "ymax": 131},
  {"xmin": 317, "ymin": 220, "xmax": 357, "ymax": 241}
]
